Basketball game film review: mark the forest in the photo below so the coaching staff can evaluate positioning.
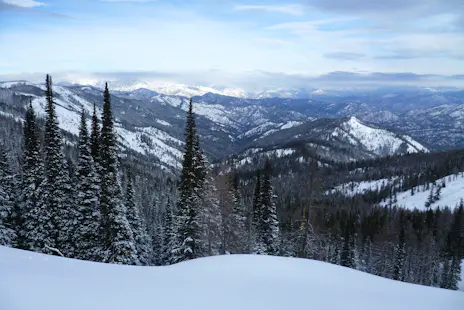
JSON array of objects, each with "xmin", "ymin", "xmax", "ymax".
[{"xmin": 0, "ymin": 75, "xmax": 463, "ymax": 291}]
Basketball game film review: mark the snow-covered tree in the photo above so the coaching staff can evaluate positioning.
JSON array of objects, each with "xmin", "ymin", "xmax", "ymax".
[
  {"xmin": 195, "ymin": 137, "xmax": 222, "ymax": 256},
  {"xmin": 162, "ymin": 197, "xmax": 175, "ymax": 265},
  {"xmin": 42, "ymin": 75, "xmax": 76, "ymax": 257},
  {"xmin": 99, "ymin": 83, "xmax": 138, "ymax": 265},
  {"xmin": 393, "ymin": 211, "xmax": 406, "ymax": 281},
  {"xmin": 172, "ymin": 99, "xmax": 204, "ymax": 263},
  {"xmin": 20, "ymin": 102, "xmax": 49, "ymax": 253},
  {"xmin": 74, "ymin": 109, "xmax": 102, "ymax": 261},
  {"xmin": 125, "ymin": 175, "xmax": 153, "ymax": 265},
  {"xmin": 255, "ymin": 160, "xmax": 279, "ymax": 255},
  {"xmin": 0, "ymin": 145, "xmax": 16, "ymax": 246},
  {"xmin": 225, "ymin": 172, "xmax": 247, "ymax": 254}
]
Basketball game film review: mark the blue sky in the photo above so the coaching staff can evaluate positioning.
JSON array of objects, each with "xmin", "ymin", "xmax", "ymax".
[{"xmin": 1, "ymin": 0, "xmax": 463, "ymax": 89}]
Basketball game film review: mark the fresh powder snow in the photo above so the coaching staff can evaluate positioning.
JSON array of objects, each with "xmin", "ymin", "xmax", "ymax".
[
  {"xmin": 0, "ymin": 246, "xmax": 462, "ymax": 310},
  {"xmin": 381, "ymin": 173, "xmax": 464, "ymax": 210}
]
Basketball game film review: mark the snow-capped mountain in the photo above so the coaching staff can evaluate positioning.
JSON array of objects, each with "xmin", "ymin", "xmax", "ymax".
[
  {"xmin": 67, "ymin": 79, "xmax": 319, "ymax": 99},
  {"xmin": 226, "ymin": 117, "xmax": 428, "ymax": 169},
  {"xmin": 0, "ymin": 80, "xmax": 450, "ymax": 170}
]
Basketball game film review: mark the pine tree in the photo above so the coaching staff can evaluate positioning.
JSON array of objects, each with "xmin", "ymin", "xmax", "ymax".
[
  {"xmin": 42, "ymin": 74, "xmax": 75, "ymax": 257},
  {"xmin": 0, "ymin": 145, "xmax": 16, "ymax": 246},
  {"xmin": 195, "ymin": 137, "xmax": 222, "ymax": 256},
  {"xmin": 74, "ymin": 109, "xmax": 102, "ymax": 261},
  {"xmin": 99, "ymin": 83, "xmax": 138, "ymax": 265},
  {"xmin": 172, "ymin": 99, "xmax": 203, "ymax": 262},
  {"xmin": 90, "ymin": 103, "xmax": 100, "ymax": 163},
  {"xmin": 256, "ymin": 160, "xmax": 279, "ymax": 255},
  {"xmin": 226, "ymin": 172, "xmax": 247, "ymax": 254},
  {"xmin": 251, "ymin": 169, "xmax": 262, "ymax": 252},
  {"xmin": 20, "ymin": 102, "xmax": 49, "ymax": 252},
  {"xmin": 425, "ymin": 186, "xmax": 434, "ymax": 208},
  {"xmin": 125, "ymin": 174, "xmax": 152, "ymax": 266},
  {"xmin": 433, "ymin": 184, "xmax": 442, "ymax": 202},
  {"xmin": 393, "ymin": 211, "xmax": 406, "ymax": 281},
  {"xmin": 441, "ymin": 205, "xmax": 463, "ymax": 290},
  {"xmin": 162, "ymin": 197, "xmax": 175, "ymax": 265}
]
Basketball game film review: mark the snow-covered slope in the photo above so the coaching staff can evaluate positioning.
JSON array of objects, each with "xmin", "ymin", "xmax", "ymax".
[
  {"xmin": 329, "ymin": 177, "xmax": 400, "ymax": 197},
  {"xmin": 1, "ymin": 246, "xmax": 462, "ymax": 310},
  {"xmin": 381, "ymin": 173, "xmax": 464, "ymax": 210},
  {"xmin": 333, "ymin": 117, "xmax": 428, "ymax": 156},
  {"xmin": 6, "ymin": 83, "xmax": 184, "ymax": 170}
]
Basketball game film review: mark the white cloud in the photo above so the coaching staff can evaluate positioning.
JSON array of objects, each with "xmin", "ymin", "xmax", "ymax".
[
  {"xmin": 234, "ymin": 4, "xmax": 305, "ymax": 16},
  {"xmin": 3, "ymin": 0, "xmax": 44, "ymax": 8}
]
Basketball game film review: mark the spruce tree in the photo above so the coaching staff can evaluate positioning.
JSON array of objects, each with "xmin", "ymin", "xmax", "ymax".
[
  {"xmin": 162, "ymin": 197, "xmax": 174, "ymax": 265},
  {"xmin": 42, "ymin": 74, "xmax": 75, "ymax": 257},
  {"xmin": 74, "ymin": 109, "xmax": 102, "ymax": 261},
  {"xmin": 441, "ymin": 205, "xmax": 463, "ymax": 289},
  {"xmin": 125, "ymin": 174, "xmax": 152, "ymax": 265},
  {"xmin": 257, "ymin": 160, "xmax": 279, "ymax": 255},
  {"xmin": 251, "ymin": 169, "xmax": 263, "ymax": 253},
  {"xmin": 227, "ymin": 172, "xmax": 247, "ymax": 253},
  {"xmin": 90, "ymin": 103, "xmax": 100, "ymax": 163},
  {"xmin": 20, "ymin": 102, "xmax": 49, "ymax": 252},
  {"xmin": 0, "ymin": 145, "xmax": 16, "ymax": 246},
  {"xmin": 172, "ymin": 99, "xmax": 203, "ymax": 262},
  {"xmin": 195, "ymin": 137, "xmax": 222, "ymax": 256},
  {"xmin": 393, "ymin": 211, "xmax": 406, "ymax": 281},
  {"xmin": 100, "ymin": 83, "xmax": 138, "ymax": 265}
]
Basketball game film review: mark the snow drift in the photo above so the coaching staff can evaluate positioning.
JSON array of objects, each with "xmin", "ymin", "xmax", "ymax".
[{"xmin": 0, "ymin": 246, "xmax": 462, "ymax": 310}]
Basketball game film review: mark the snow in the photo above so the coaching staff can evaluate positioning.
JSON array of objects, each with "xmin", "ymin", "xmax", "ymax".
[
  {"xmin": 26, "ymin": 92, "xmax": 183, "ymax": 169},
  {"xmin": 330, "ymin": 177, "xmax": 399, "ymax": 197},
  {"xmin": 156, "ymin": 119, "xmax": 171, "ymax": 127},
  {"xmin": 334, "ymin": 117, "xmax": 429, "ymax": 156},
  {"xmin": 1, "ymin": 246, "xmax": 462, "ymax": 310},
  {"xmin": 0, "ymin": 81, "xmax": 36, "ymax": 88},
  {"xmin": 381, "ymin": 173, "xmax": 464, "ymax": 210},
  {"xmin": 0, "ymin": 111, "xmax": 23, "ymax": 123},
  {"xmin": 280, "ymin": 120, "xmax": 303, "ymax": 130},
  {"xmin": 236, "ymin": 148, "xmax": 296, "ymax": 167}
]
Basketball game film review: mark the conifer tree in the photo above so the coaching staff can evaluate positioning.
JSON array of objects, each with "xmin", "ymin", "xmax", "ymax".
[
  {"xmin": 90, "ymin": 103, "xmax": 100, "ymax": 163},
  {"xmin": 226, "ymin": 172, "xmax": 247, "ymax": 253},
  {"xmin": 74, "ymin": 109, "xmax": 102, "ymax": 261},
  {"xmin": 393, "ymin": 211, "xmax": 406, "ymax": 281},
  {"xmin": 172, "ymin": 99, "xmax": 203, "ymax": 262},
  {"xmin": 20, "ymin": 102, "xmax": 48, "ymax": 252},
  {"xmin": 125, "ymin": 174, "xmax": 152, "ymax": 265},
  {"xmin": 441, "ymin": 205, "xmax": 463, "ymax": 290},
  {"xmin": 256, "ymin": 160, "xmax": 279, "ymax": 255},
  {"xmin": 99, "ymin": 83, "xmax": 138, "ymax": 265},
  {"xmin": 0, "ymin": 145, "xmax": 16, "ymax": 246},
  {"xmin": 42, "ymin": 74, "xmax": 75, "ymax": 257},
  {"xmin": 195, "ymin": 137, "xmax": 222, "ymax": 256},
  {"xmin": 162, "ymin": 197, "xmax": 174, "ymax": 265},
  {"xmin": 252, "ymin": 169, "xmax": 262, "ymax": 229},
  {"xmin": 251, "ymin": 169, "xmax": 263, "ymax": 253}
]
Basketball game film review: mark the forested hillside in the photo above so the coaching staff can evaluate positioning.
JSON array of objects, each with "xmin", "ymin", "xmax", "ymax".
[{"xmin": 0, "ymin": 75, "xmax": 463, "ymax": 293}]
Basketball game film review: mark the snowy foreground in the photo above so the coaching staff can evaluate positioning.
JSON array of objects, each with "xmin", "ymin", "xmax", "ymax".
[{"xmin": 1, "ymin": 246, "xmax": 463, "ymax": 310}]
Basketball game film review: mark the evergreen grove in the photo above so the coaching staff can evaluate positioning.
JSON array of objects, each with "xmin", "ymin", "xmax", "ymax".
[{"xmin": 0, "ymin": 75, "xmax": 462, "ymax": 290}]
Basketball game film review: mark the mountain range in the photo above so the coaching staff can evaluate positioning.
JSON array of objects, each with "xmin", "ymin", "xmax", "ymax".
[{"xmin": 1, "ymin": 80, "xmax": 463, "ymax": 171}]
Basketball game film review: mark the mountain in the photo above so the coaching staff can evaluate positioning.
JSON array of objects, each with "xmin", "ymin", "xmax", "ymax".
[
  {"xmin": 2, "ymin": 246, "xmax": 463, "ymax": 310},
  {"xmin": 0, "ymin": 80, "xmax": 451, "ymax": 170},
  {"xmin": 231, "ymin": 117, "xmax": 428, "ymax": 166}
]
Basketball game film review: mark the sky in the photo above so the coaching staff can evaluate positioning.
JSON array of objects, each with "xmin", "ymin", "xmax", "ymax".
[{"xmin": 0, "ymin": 0, "xmax": 464, "ymax": 90}]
